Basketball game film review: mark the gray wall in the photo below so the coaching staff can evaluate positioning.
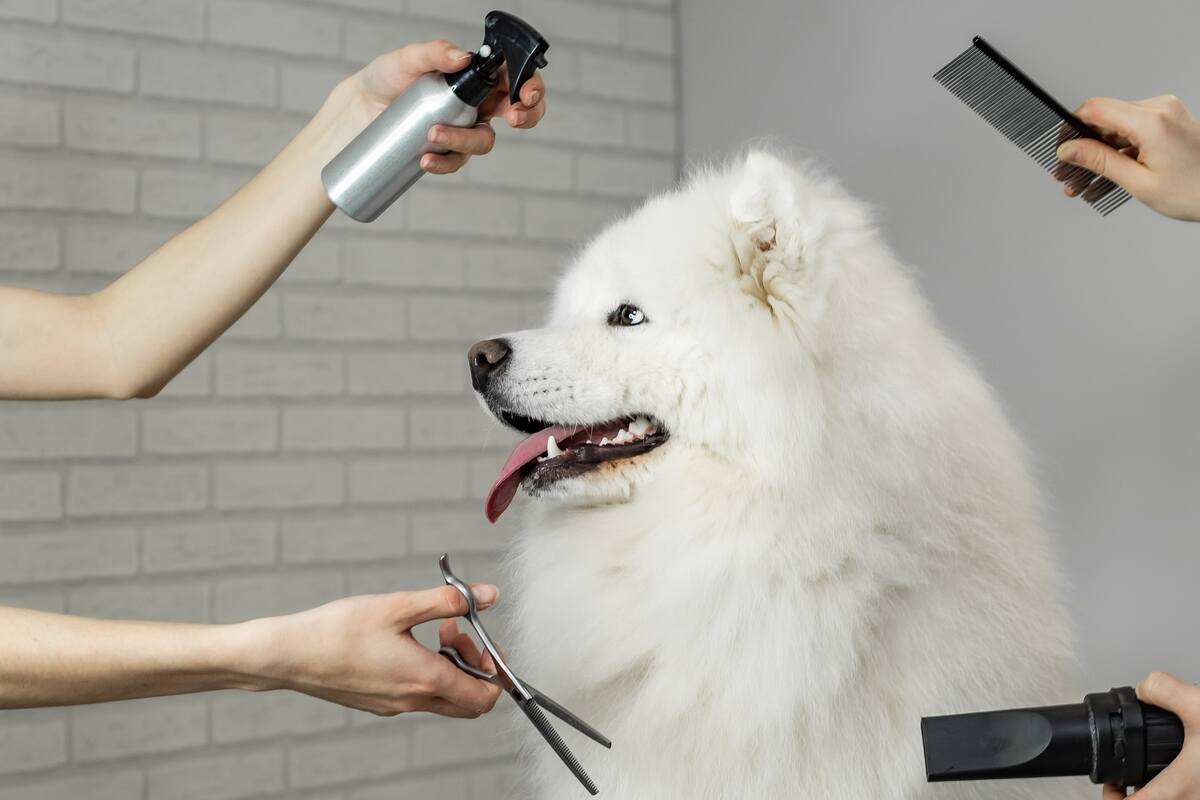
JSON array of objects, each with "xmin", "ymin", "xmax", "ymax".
[
  {"xmin": 680, "ymin": 0, "xmax": 1200, "ymax": 689},
  {"xmin": 0, "ymin": 0, "xmax": 676, "ymax": 797}
]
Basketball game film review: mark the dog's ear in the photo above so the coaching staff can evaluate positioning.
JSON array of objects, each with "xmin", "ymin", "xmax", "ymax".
[{"xmin": 729, "ymin": 151, "xmax": 826, "ymax": 306}]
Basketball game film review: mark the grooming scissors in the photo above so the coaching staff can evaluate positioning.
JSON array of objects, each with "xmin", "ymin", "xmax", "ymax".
[{"xmin": 437, "ymin": 554, "xmax": 611, "ymax": 795}]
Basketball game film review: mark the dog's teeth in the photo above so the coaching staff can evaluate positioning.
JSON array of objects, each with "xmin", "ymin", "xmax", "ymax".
[
  {"xmin": 546, "ymin": 436, "xmax": 563, "ymax": 458},
  {"xmin": 614, "ymin": 429, "xmax": 634, "ymax": 445},
  {"xmin": 599, "ymin": 437, "xmax": 611, "ymax": 446},
  {"xmin": 629, "ymin": 417, "xmax": 651, "ymax": 436}
]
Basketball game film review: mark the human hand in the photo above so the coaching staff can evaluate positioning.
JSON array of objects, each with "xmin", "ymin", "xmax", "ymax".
[
  {"xmin": 245, "ymin": 584, "xmax": 502, "ymax": 718},
  {"xmin": 323, "ymin": 39, "xmax": 547, "ymax": 176},
  {"xmin": 1056, "ymin": 95, "xmax": 1200, "ymax": 221},
  {"xmin": 1101, "ymin": 671, "xmax": 1200, "ymax": 799}
]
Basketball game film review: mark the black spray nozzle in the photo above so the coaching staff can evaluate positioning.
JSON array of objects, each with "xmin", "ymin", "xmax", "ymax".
[
  {"xmin": 446, "ymin": 10, "xmax": 549, "ymax": 107},
  {"xmin": 921, "ymin": 687, "xmax": 1184, "ymax": 789}
]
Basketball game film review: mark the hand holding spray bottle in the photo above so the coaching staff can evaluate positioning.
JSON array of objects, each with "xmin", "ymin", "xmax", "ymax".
[{"xmin": 322, "ymin": 10, "xmax": 549, "ymax": 223}]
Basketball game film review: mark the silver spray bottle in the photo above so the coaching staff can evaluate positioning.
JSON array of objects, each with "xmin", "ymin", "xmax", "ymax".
[{"xmin": 322, "ymin": 10, "xmax": 549, "ymax": 223}]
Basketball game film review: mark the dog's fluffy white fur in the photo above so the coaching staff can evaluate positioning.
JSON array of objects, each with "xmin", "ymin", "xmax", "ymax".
[{"xmin": 479, "ymin": 151, "xmax": 1085, "ymax": 799}]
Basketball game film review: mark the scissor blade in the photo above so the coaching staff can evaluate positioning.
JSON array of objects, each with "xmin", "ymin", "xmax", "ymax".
[
  {"xmin": 527, "ymin": 686, "xmax": 612, "ymax": 749},
  {"xmin": 520, "ymin": 700, "xmax": 600, "ymax": 795}
]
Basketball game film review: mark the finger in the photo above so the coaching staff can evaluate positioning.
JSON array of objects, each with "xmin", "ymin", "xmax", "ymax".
[
  {"xmin": 382, "ymin": 39, "xmax": 471, "ymax": 81},
  {"xmin": 508, "ymin": 97, "xmax": 546, "ymax": 129},
  {"xmin": 1056, "ymin": 139, "xmax": 1151, "ymax": 195},
  {"xmin": 1102, "ymin": 782, "xmax": 1127, "ymax": 799},
  {"xmin": 450, "ymin": 631, "xmax": 487, "ymax": 669},
  {"xmin": 1074, "ymin": 97, "xmax": 1154, "ymax": 145},
  {"xmin": 519, "ymin": 72, "xmax": 545, "ymax": 110},
  {"xmin": 430, "ymin": 657, "xmax": 502, "ymax": 713},
  {"xmin": 420, "ymin": 152, "xmax": 469, "ymax": 175},
  {"xmin": 438, "ymin": 618, "xmax": 460, "ymax": 648},
  {"xmin": 417, "ymin": 696, "xmax": 488, "ymax": 719},
  {"xmin": 1137, "ymin": 672, "xmax": 1200, "ymax": 726},
  {"xmin": 427, "ymin": 121, "xmax": 496, "ymax": 156},
  {"xmin": 403, "ymin": 583, "xmax": 500, "ymax": 627}
]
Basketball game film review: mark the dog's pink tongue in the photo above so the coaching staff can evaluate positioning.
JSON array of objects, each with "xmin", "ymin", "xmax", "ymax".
[{"xmin": 485, "ymin": 425, "xmax": 576, "ymax": 523}]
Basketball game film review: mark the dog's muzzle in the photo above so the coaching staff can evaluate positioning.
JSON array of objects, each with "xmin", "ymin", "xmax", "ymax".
[{"xmin": 468, "ymin": 338, "xmax": 511, "ymax": 393}]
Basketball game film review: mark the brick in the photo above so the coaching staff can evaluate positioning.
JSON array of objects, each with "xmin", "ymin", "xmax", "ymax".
[
  {"xmin": 411, "ymin": 712, "xmax": 517, "ymax": 767},
  {"xmin": 68, "ymin": 580, "xmax": 209, "ymax": 622},
  {"xmin": 146, "ymin": 747, "xmax": 285, "ymax": 800},
  {"xmin": 283, "ymin": 404, "xmax": 406, "ymax": 452},
  {"xmin": 628, "ymin": 107, "xmax": 678, "ymax": 153},
  {"xmin": 342, "ymin": 15, "xmax": 466, "ymax": 63},
  {"xmin": 578, "ymin": 51, "xmax": 674, "ymax": 104},
  {"xmin": 282, "ymin": 511, "xmax": 407, "ymax": 563},
  {"xmin": 343, "ymin": 237, "xmax": 465, "ymax": 289},
  {"xmin": 68, "ymin": 464, "xmax": 208, "ymax": 517},
  {"xmin": 0, "ymin": 0, "xmax": 57, "ymax": 22},
  {"xmin": 282, "ymin": 234, "xmax": 340, "ymax": 284},
  {"xmin": 624, "ymin": 7, "xmax": 675, "ymax": 54},
  {"xmin": 215, "ymin": 347, "xmax": 343, "ymax": 397},
  {"xmin": 410, "ymin": 403, "xmax": 511, "ymax": 450},
  {"xmin": 465, "ymin": 143, "xmax": 573, "ymax": 192},
  {"xmin": 578, "ymin": 152, "xmax": 677, "ymax": 197},
  {"xmin": 0, "ymin": 470, "xmax": 61, "ymax": 521},
  {"xmin": 468, "ymin": 454, "xmax": 501, "ymax": 499},
  {"xmin": 288, "ymin": 728, "xmax": 410, "ymax": 789},
  {"xmin": 211, "ymin": 690, "xmax": 343, "ymax": 743},
  {"xmin": 284, "ymin": 292, "xmax": 407, "ymax": 342},
  {"xmin": 65, "ymin": 221, "xmax": 180, "ymax": 275},
  {"xmin": 65, "ymin": 99, "xmax": 201, "ymax": 159},
  {"xmin": 515, "ymin": 96, "xmax": 624, "ymax": 149},
  {"xmin": 72, "ymin": 696, "xmax": 206, "ymax": 761},
  {"xmin": 0, "ymin": 588, "xmax": 65, "ymax": 612},
  {"xmin": 0, "ymin": 527, "xmax": 137, "ymax": 583},
  {"xmin": 141, "ymin": 519, "xmax": 277, "ymax": 574},
  {"xmin": 408, "ymin": 295, "xmax": 527, "ymax": 342},
  {"xmin": 141, "ymin": 168, "xmax": 247, "ymax": 220},
  {"xmin": 348, "ymin": 773, "xmax": 470, "ymax": 800},
  {"xmin": 225, "ymin": 291, "xmax": 282, "ymax": 340},
  {"xmin": 349, "ymin": 458, "xmax": 467, "ymax": 505},
  {"xmin": 407, "ymin": 185, "xmax": 521, "ymax": 239},
  {"xmin": 467, "ymin": 763, "xmax": 522, "ymax": 800},
  {"xmin": 160, "ymin": 351, "xmax": 212, "ymax": 398},
  {"xmin": 280, "ymin": 63, "xmax": 346, "ymax": 114},
  {"xmin": 523, "ymin": 194, "xmax": 628, "ymax": 242},
  {"xmin": 213, "ymin": 569, "xmax": 344, "ymax": 622},
  {"xmin": 64, "ymin": 0, "xmax": 203, "ymax": 40},
  {"xmin": 0, "ymin": 221, "xmax": 59, "ymax": 272},
  {"xmin": 0, "ymin": 156, "xmax": 136, "ymax": 214},
  {"xmin": 210, "ymin": 0, "xmax": 340, "ymax": 57},
  {"xmin": 0, "ymin": 719, "xmax": 66, "ymax": 774},
  {"xmin": 214, "ymin": 459, "xmax": 343, "ymax": 510},
  {"xmin": 520, "ymin": 0, "xmax": 623, "ymax": 47},
  {"xmin": 409, "ymin": 509, "xmax": 496, "ymax": 554},
  {"xmin": 0, "ymin": 31, "xmax": 134, "ymax": 92},
  {"xmin": 140, "ymin": 48, "xmax": 276, "ymax": 108},
  {"xmin": 205, "ymin": 114, "xmax": 302, "ymax": 167},
  {"xmin": 464, "ymin": 243, "xmax": 563, "ymax": 290},
  {"xmin": 0, "ymin": 769, "xmax": 141, "ymax": 800},
  {"xmin": 347, "ymin": 348, "xmax": 466, "ymax": 396},
  {"xmin": 0, "ymin": 94, "xmax": 58, "ymax": 146},
  {"xmin": 143, "ymin": 405, "xmax": 278, "ymax": 455},
  {"xmin": 345, "ymin": 558, "xmax": 437, "ymax": 596},
  {"xmin": 0, "ymin": 405, "xmax": 136, "ymax": 460}
]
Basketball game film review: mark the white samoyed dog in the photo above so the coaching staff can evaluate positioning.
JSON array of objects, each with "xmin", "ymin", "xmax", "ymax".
[{"xmin": 467, "ymin": 150, "xmax": 1086, "ymax": 799}]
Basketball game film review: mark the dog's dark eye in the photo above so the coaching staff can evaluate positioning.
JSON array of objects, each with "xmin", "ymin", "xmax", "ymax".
[{"xmin": 608, "ymin": 303, "xmax": 646, "ymax": 327}]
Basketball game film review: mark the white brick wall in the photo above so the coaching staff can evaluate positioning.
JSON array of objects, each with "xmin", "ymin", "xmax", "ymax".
[{"xmin": 0, "ymin": 0, "xmax": 677, "ymax": 797}]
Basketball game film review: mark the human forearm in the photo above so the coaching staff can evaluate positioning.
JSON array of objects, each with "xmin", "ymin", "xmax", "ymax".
[{"xmin": 0, "ymin": 607, "xmax": 264, "ymax": 708}]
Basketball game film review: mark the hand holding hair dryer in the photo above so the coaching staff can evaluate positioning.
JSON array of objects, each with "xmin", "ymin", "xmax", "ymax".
[{"xmin": 322, "ymin": 10, "xmax": 548, "ymax": 222}]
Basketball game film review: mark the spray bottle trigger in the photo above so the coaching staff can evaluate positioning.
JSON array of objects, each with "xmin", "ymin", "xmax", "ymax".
[{"xmin": 483, "ymin": 10, "xmax": 549, "ymax": 105}]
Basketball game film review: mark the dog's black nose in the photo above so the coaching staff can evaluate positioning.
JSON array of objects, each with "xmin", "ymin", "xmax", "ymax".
[{"xmin": 468, "ymin": 338, "xmax": 511, "ymax": 392}]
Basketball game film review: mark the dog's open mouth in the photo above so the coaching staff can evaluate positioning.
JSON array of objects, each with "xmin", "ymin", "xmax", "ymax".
[{"xmin": 485, "ymin": 413, "xmax": 669, "ymax": 522}]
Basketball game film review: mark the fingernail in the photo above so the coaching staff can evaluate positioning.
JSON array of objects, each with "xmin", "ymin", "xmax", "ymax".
[
  {"xmin": 473, "ymin": 584, "xmax": 499, "ymax": 606},
  {"xmin": 511, "ymin": 110, "xmax": 527, "ymax": 126},
  {"xmin": 1057, "ymin": 142, "xmax": 1079, "ymax": 163},
  {"xmin": 429, "ymin": 128, "xmax": 448, "ymax": 145},
  {"xmin": 449, "ymin": 48, "xmax": 470, "ymax": 61},
  {"xmin": 528, "ymin": 89, "xmax": 541, "ymax": 106}
]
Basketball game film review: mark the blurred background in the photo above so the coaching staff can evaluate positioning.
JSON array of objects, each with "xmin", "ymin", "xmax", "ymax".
[{"xmin": 0, "ymin": 0, "xmax": 1196, "ymax": 797}]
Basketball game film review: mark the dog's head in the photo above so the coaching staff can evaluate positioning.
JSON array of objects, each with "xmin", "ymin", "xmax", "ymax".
[{"xmin": 471, "ymin": 150, "xmax": 894, "ymax": 521}]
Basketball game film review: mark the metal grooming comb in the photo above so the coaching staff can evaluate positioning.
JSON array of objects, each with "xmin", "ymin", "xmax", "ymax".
[
  {"xmin": 934, "ymin": 36, "xmax": 1132, "ymax": 216},
  {"xmin": 437, "ymin": 554, "xmax": 612, "ymax": 795}
]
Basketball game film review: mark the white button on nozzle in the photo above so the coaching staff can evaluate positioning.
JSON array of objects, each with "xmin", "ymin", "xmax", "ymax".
[{"xmin": 478, "ymin": 44, "xmax": 492, "ymax": 57}]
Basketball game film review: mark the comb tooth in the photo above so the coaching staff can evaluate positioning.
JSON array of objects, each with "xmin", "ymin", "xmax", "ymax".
[{"xmin": 934, "ymin": 37, "xmax": 1128, "ymax": 215}]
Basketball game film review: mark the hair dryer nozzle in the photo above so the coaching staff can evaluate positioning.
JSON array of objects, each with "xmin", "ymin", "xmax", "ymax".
[{"xmin": 921, "ymin": 688, "xmax": 1184, "ymax": 789}]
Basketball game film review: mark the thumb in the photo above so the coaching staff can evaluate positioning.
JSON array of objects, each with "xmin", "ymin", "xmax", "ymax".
[
  {"xmin": 1056, "ymin": 139, "xmax": 1148, "ymax": 193},
  {"xmin": 1137, "ymin": 671, "xmax": 1200, "ymax": 728},
  {"xmin": 401, "ymin": 583, "xmax": 500, "ymax": 627},
  {"xmin": 378, "ymin": 39, "xmax": 471, "ymax": 82}
]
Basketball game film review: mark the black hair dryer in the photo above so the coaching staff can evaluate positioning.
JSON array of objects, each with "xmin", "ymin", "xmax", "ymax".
[{"xmin": 922, "ymin": 687, "xmax": 1184, "ymax": 788}]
